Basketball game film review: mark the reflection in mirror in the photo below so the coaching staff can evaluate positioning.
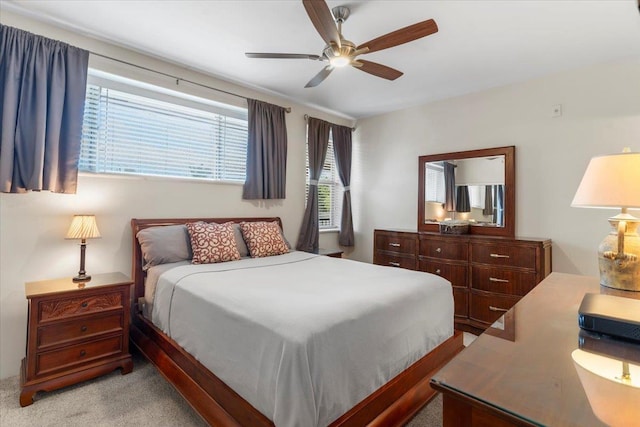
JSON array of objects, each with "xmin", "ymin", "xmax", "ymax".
[
  {"xmin": 418, "ymin": 146, "xmax": 515, "ymax": 236},
  {"xmin": 424, "ymin": 156, "xmax": 505, "ymax": 227}
]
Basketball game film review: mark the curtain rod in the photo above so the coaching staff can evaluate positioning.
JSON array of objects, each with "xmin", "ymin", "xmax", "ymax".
[
  {"xmin": 89, "ymin": 51, "xmax": 291, "ymax": 113},
  {"xmin": 303, "ymin": 114, "xmax": 356, "ymax": 131}
]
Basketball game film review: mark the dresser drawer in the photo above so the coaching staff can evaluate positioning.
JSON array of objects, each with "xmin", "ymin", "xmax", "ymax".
[
  {"xmin": 420, "ymin": 239, "xmax": 468, "ymax": 261},
  {"xmin": 36, "ymin": 335, "xmax": 123, "ymax": 376},
  {"xmin": 471, "ymin": 266, "xmax": 538, "ymax": 296},
  {"xmin": 38, "ymin": 291, "xmax": 123, "ymax": 322},
  {"xmin": 471, "ymin": 242, "xmax": 537, "ymax": 269},
  {"xmin": 469, "ymin": 291, "xmax": 520, "ymax": 325},
  {"xmin": 419, "ymin": 260, "xmax": 468, "ymax": 288},
  {"xmin": 374, "ymin": 252, "xmax": 417, "ymax": 270},
  {"xmin": 375, "ymin": 233, "xmax": 416, "ymax": 255},
  {"xmin": 38, "ymin": 313, "xmax": 124, "ymax": 349}
]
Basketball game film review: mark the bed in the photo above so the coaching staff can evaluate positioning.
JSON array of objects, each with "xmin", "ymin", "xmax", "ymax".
[{"xmin": 129, "ymin": 217, "xmax": 463, "ymax": 426}]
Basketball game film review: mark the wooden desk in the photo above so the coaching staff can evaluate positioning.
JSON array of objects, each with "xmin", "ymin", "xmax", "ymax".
[{"xmin": 431, "ymin": 272, "xmax": 640, "ymax": 427}]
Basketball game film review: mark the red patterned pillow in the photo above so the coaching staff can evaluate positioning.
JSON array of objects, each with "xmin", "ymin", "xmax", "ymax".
[
  {"xmin": 186, "ymin": 222, "xmax": 241, "ymax": 264},
  {"xmin": 239, "ymin": 221, "xmax": 290, "ymax": 258}
]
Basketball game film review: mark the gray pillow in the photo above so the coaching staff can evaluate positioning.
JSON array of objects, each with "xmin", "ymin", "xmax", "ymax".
[
  {"xmin": 137, "ymin": 224, "xmax": 192, "ymax": 270},
  {"xmin": 232, "ymin": 223, "xmax": 249, "ymax": 257}
]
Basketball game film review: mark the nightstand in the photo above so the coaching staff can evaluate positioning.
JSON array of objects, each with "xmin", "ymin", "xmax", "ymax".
[
  {"xmin": 20, "ymin": 272, "xmax": 133, "ymax": 407},
  {"xmin": 315, "ymin": 248, "xmax": 344, "ymax": 258}
]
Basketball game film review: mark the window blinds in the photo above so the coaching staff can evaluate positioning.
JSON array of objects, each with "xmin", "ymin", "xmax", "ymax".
[
  {"xmin": 79, "ymin": 82, "xmax": 248, "ymax": 182},
  {"xmin": 305, "ymin": 136, "xmax": 343, "ymax": 229}
]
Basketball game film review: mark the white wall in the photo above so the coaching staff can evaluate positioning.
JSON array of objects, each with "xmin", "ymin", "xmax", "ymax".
[
  {"xmin": 351, "ymin": 59, "xmax": 640, "ymax": 276},
  {"xmin": 0, "ymin": 12, "xmax": 352, "ymax": 379}
]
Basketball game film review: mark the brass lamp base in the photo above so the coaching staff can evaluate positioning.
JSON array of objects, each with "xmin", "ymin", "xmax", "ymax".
[
  {"xmin": 72, "ymin": 275, "xmax": 91, "ymax": 283},
  {"xmin": 598, "ymin": 213, "xmax": 640, "ymax": 292}
]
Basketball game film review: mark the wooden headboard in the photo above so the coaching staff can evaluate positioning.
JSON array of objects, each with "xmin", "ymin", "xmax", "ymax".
[{"xmin": 130, "ymin": 217, "xmax": 284, "ymax": 312}]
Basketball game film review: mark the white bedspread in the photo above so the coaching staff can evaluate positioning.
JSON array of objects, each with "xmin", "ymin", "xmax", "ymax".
[{"xmin": 152, "ymin": 251, "xmax": 453, "ymax": 427}]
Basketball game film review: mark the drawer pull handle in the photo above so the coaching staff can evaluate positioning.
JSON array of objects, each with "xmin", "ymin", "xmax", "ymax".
[
  {"xmin": 389, "ymin": 262, "xmax": 401, "ymax": 267},
  {"xmin": 436, "ymin": 247, "xmax": 442, "ymax": 253},
  {"xmin": 489, "ymin": 306, "xmax": 509, "ymax": 312},
  {"xmin": 489, "ymin": 277, "xmax": 509, "ymax": 283},
  {"xmin": 490, "ymin": 253, "xmax": 510, "ymax": 259},
  {"xmin": 79, "ymin": 350, "xmax": 86, "ymax": 357},
  {"xmin": 81, "ymin": 302, "xmax": 88, "ymax": 308},
  {"xmin": 389, "ymin": 243, "xmax": 401, "ymax": 247},
  {"xmin": 81, "ymin": 325, "xmax": 88, "ymax": 332},
  {"xmin": 435, "ymin": 269, "xmax": 441, "ymax": 275}
]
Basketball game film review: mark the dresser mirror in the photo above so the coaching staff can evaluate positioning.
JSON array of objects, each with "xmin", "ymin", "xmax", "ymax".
[{"xmin": 418, "ymin": 146, "xmax": 515, "ymax": 236}]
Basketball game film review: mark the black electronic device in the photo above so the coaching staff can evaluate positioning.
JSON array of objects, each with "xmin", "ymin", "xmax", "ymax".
[{"xmin": 578, "ymin": 293, "xmax": 640, "ymax": 343}]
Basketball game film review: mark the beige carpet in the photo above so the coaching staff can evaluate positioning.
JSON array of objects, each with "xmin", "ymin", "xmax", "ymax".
[{"xmin": 1, "ymin": 351, "xmax": 443, "ymax": 426}]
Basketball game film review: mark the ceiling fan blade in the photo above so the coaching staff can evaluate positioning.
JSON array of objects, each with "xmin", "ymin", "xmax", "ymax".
[
  {"xmin": 245, "ymin": 53, "xmax": 322, "ymax": 60},
  {"xmin": 357, "ymin": 19, "xmax": 438, "ymax": 54},
  {"xmin": 354, "ymin": 60, "xmax": 403, "ymax": 81},
  {"xmin": 305, "ymin": 66, "xmax": 333, "ymax": 88},
  {"xmin": 302, "ymin": 0, "xmax": 341, "ymax": 48}
]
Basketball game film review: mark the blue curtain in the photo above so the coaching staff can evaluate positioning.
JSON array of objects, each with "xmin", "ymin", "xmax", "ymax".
[
  {"xmin": 444, "ymin": 162, "xmax": 456, "ymax": 212},
  {"xmin": 455, "ymin": 185, "xmax": 471, "ymax": 213},
  {"xmin": 0, "ymin": 25, "xmax": 89, "ymax": 193},
  {"xmin": 331, "ymin": 123, "xmax": 354, "ymax": 246},
  {"xmin": 495, "ymin": 185, "xmax": 505, "ymax": 226},
  {"xmin": 296, "ymin": 117, "xmax": 330, "ymax": 252},
  {"xmin": 242, "ymin": 99, "xmax": 288, "ymax": 199}
]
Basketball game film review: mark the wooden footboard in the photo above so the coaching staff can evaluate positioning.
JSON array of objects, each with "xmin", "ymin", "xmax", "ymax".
[{"xmin": 131, "ymin": 313, "xmax": 462, "ymax": 426}]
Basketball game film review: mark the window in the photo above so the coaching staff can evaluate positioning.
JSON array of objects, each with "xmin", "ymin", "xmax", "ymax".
[
  {"xmin": 79, "ymin": 72, "xmax": 248, "ymax": 182},
  {"xmin": 425, "ymin": 162, "xmax": 445, "ymax": 203},
  {"xmin": 305, "ymin": 131, "xmax": 343, "ymax": 229}
]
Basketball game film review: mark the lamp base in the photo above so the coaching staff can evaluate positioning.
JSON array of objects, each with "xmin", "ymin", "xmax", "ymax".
[
  {"xmin": 598, "ymin": 214, "xmax": 640, "ymax": 292},
  {"xmin": 72, "ymin": 275, "xmax": 91, "ymax": 283}
]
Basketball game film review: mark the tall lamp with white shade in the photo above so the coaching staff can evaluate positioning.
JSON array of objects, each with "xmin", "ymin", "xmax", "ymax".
[
  {"xmin": 65, "ymin": 214, "xmax": 101, "ymax": 282},
  {"xmin": 572, "ymin": 149, "xmax": 640, "ymax": 291}
]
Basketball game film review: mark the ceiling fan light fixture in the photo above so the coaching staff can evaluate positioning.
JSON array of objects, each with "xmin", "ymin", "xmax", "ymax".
[{"xmin": 329, "ymin": 55, "xmax": 350, "ymax": 67}]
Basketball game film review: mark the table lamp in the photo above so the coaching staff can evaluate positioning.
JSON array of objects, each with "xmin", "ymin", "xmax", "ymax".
[
  {"xmin": 572, "ymin": 348, "xmax": 640, "ymax": 427},
  {"xmin": 571, "ymin": 149, "xmax": 640, "ymax": 291},
  {"xmin": 65, "ymin": 215, "xmax": 101, "ymax": 282}
]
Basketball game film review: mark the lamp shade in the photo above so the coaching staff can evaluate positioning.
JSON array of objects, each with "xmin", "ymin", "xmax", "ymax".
[
  {"xmin": 572, "ymin": 152, "xmax": 640, "ymax": 209},
  {"xmin": 65, "ymin": 215, "xmax": 101, "ymax": 240}
]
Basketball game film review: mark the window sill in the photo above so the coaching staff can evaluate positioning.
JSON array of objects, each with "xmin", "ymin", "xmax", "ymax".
[
  {"xmin": 79, "ymin": 171, "xmax": 244, "ymax": 186},
  {"xmin": 319, "ymin": 228, "xmax": 339, "ymax": 234}
]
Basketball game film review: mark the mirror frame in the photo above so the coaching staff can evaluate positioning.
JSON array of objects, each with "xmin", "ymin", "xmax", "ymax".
[{"xmin": 418, "ymin": 146, "xmax": 515, "ymax": 237}]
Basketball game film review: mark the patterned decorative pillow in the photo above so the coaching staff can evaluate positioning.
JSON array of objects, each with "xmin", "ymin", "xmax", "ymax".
[
  {"xmin": 239, "ymin": 221, "xmax": 290, "ymax": 258},
  {"xmin": 186, "ymin": 222, "xmax": 241, "ymax": 264}
]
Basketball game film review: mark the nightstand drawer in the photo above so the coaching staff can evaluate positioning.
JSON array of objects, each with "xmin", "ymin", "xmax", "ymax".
[
  {"xmin": 36, "ymin": 335, "xmax": 123, "ymax": 376},
  {"xmin": 38, "ymin": 291, "xmax": 123, "ymax": 322},
  {"xmin": 420, "ymin": 239, "xmax": 468, "ymax": 261},
  {"xmin": 375, "ymin": 234, "xmax": 416, "ymax": 255},
  {"xmin": 38, "ymin": 313, "xmax": 124, "ymax": 349},
  {"xmin": 471, "ymin": 243, "xmax": 537, "ymax": 269},
  {"xmin": 471, "ymin": 266, "xmax": 537, "ymax": 296},
  {"xmin": 469, "ymin": 291, "xmax": 520, "ymax": 325}
]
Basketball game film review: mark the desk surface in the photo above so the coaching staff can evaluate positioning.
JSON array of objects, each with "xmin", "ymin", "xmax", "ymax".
[{"xmin": 431, "ymin": 272, "xmax": 640, "ymax": 427}]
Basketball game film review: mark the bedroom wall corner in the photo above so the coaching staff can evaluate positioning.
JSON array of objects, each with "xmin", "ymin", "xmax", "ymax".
[{"xmin": 351, "ymin": 59, "xmax": 640, "ymax": 276}]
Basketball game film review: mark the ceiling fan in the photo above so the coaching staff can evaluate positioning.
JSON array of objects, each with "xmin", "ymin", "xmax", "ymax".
[{"xmin": 245, "ymin": 0, "xmax": 438, "ymax": 88}]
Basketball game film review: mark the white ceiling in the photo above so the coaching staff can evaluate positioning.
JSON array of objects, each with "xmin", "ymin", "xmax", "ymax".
[{"xmin": 3, "ymin": 1, "xmax": 640, "ymax": 119}]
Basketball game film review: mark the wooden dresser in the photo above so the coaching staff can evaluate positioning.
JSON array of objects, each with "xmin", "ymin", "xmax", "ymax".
[
  {"xmin": 20, "ymin": 272, "xmax": 133, "ymax": 406},
  {"xmin": 374, "ymin": 229, "xmax": 551, "ymax": 334}
]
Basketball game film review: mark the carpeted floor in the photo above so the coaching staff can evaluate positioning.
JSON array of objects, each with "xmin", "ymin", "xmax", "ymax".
[{"xmin": 1, "ymin": 350, "xmax": 444, "ymax": 427}]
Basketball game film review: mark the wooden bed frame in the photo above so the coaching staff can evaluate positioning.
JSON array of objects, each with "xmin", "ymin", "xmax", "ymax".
[{"xmin": 129, "ymin": 217, "xmax": 464, "ymax": 426}]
